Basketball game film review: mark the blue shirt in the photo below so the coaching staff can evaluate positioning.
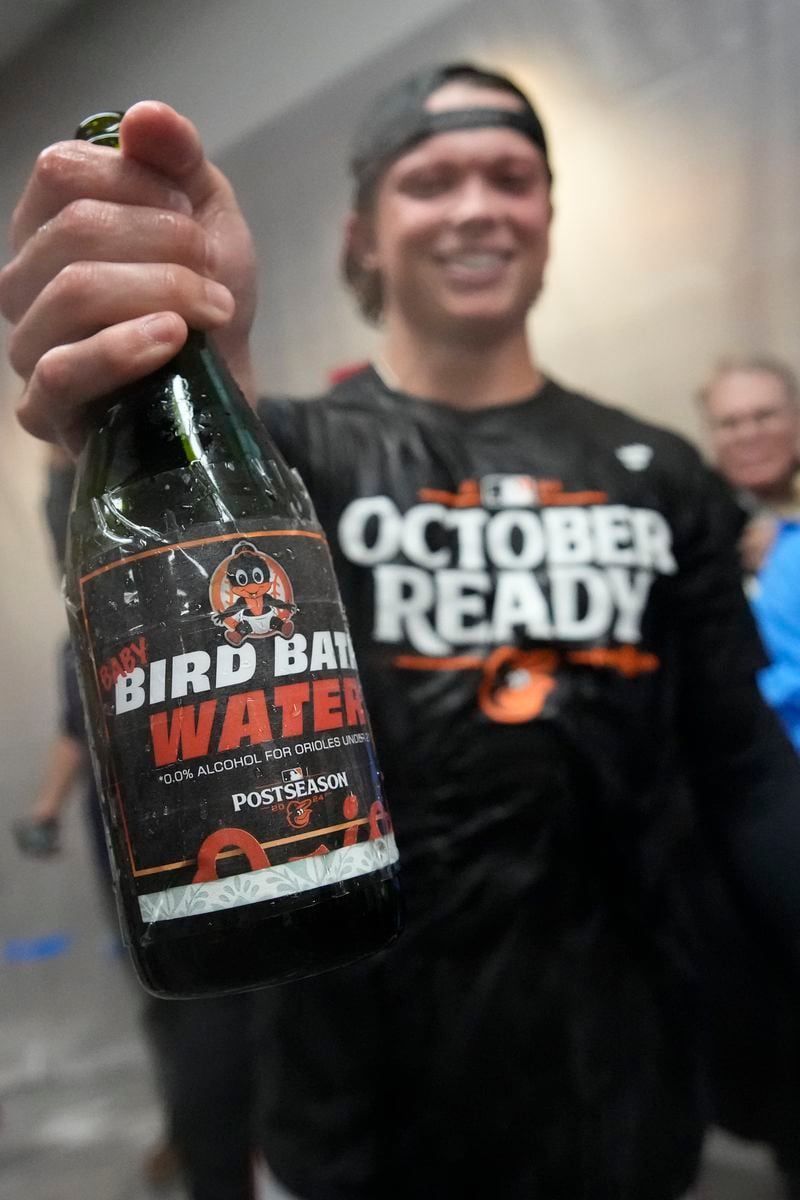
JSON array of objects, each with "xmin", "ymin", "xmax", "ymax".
[{"xmin": 754, "ymin": 520, "xmax": 800, "ymax": 753}]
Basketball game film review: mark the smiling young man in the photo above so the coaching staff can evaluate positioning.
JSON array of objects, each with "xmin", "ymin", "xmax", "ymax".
[
  {"xmin": 4, "ymin": 62, "xmax": 800, "ymax": 1200},
  {"xmin": 342, "ymin": 73, "xmax": 551, "ymax": 403}
]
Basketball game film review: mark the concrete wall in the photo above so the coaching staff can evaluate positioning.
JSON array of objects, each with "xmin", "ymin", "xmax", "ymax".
[
  {"xmin": 0, "ymin": 0, "xmax": 471, "ymax": 848},
  {"xmin": 216, "ymin": 0, "xmax": 800, "ymax": 440}
]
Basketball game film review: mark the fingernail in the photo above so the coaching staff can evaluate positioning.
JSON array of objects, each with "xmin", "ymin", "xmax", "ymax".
[
  {"xmin": 204, "ymin": 280, "xmax": 234, "ymax": 314},
  {"xmin": 143, "ymin": 313, "xmax": 179, "ymax": 342},
  {"xmin": 166, "ymin": 189, "xmax": 193, "ymax": 216}
]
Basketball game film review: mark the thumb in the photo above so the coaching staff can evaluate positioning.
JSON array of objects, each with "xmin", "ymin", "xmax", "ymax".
[{"xmin": 119, "ymin": 101, "xmax": 226, "ymax": 211}]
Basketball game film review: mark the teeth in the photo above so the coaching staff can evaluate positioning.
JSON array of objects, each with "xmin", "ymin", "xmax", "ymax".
[{"xmin": 448, "ymin": 253, "xmax": 505, "ymax": 269}]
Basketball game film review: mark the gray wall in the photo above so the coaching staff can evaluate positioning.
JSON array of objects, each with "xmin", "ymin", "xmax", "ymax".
[{"xmin": 219, "ymin": 0, "xmax": 800, "ymax": 433}]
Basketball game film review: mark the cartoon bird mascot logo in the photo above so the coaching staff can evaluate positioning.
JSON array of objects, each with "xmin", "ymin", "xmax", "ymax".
[
  {"xmin": 209, "ymin": 541, "xmax": 298, "ymax": 646},
  {"xmin": 478, "ymin": 647, "xmax": 557, "ymax": 723}
]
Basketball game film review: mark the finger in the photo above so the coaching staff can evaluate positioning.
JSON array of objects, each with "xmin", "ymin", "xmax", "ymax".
[
  {"xmin": 16, "ymin": 312, "xmax": 188, "ymax": 452},
  {"xmin": 120, "ymin": 104, "xmax": 246, "ymax": 270},
  {"xmin": 9, "ymin": 260, "xmax": 234, "ymax": 380},
  {"xmin": 9, "ymin": 139, "xmax": 193, "ymax": 250},
  {"xmin": 0, "ymin": 200, "xmax": 209, "ymax": 323},
  {"xmin": 118, "ymin": 101, "xmax": 232, "ymax": 212}
]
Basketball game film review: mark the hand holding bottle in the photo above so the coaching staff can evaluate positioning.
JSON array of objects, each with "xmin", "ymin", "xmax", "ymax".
[
  {"xmin": 0, "ymin": 101, "xmax": 258, "ymax": 451},
  {"xmin": 27, "ymin": 107, "xmax": 403, "ymax": 998}
]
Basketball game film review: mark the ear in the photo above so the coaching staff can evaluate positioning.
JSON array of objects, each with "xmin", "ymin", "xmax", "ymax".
[{"xmin": 344, "ymin": 211, "xmax": 379, "ymax": 271}]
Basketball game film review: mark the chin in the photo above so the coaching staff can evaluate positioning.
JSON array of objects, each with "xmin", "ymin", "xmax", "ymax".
[
  {"xmin": 737, "ymin": 473, "xmax": 781, "ymax": 495},
  {"xmin": 440, "ymin": 303, "xmax": 532, "ymax": 341}
]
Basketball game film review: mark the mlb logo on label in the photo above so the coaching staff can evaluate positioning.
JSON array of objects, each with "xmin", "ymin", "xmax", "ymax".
[
  {"xmin": 481, "ymin": 474, "xmax": 539, "ymax": 508},
  {"xmin": 282, "ymin": 766, "xmax": 305, "ymax": 783}
]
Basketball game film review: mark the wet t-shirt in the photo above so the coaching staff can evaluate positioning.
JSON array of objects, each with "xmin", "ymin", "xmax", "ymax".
[
  {"xmin": 255, "ymin": 368, "xmax": 800, "ymax": 1199},
  {"xmin": 261, "ymin": 368, "xmax": 795, "ymax": 929}
]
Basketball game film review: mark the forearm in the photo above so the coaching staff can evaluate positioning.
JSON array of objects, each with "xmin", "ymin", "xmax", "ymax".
[{"xmin": 30, "ymin": 732, "xmax": 88, "ymax": 820}]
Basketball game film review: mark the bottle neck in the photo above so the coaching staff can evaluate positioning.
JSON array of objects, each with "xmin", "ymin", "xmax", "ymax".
[
  {"xmin": 68, "ymin": 328, "xmax": 316, "ymax": 564},
  {"xmin": 111, "ymin": 327, "xmax": 211, "ymax": 418},
  {"xmin": 76, "ymin": 331, "xmax": 255, "ymax": 501}
]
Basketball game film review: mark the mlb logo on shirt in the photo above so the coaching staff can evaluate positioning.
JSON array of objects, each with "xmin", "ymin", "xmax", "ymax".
[
  {"xmin": 615, "ymin": 443, "xmax": 653, "ymax": 471},
  {"xmin": 481, "ymin": 474, "xmax": 539, "ymax": 508},
  {"xmin": 282, "ymin": 766, "xmax": 305, "ymax": 783}
]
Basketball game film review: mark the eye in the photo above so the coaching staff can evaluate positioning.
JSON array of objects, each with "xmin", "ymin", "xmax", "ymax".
[
  {"xmin": 490, "ymin": 155, "xmax": 547, "ymax": 194},
  {"xmin": 252, "ymin": 567, "xmax": 265, "ymax": 584},
  {"xmin": 493, "ymin": 169, "xmax": 536, "ymax": 194},
  {"xmin": 235, "ymin": 569, "xmax": 248, "ymax": 586},
  {"xmin": 400, "ymin": 171, "xmax": 453, "ymax": 199},
  {"xmin": 499, "ymin": 175, "xmax": 530, "ymax": 193}
]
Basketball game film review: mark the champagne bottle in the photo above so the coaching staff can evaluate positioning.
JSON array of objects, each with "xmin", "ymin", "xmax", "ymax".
[{"xmin": 64, "ymin": 111, "xmax": 402, "ymax": 998}]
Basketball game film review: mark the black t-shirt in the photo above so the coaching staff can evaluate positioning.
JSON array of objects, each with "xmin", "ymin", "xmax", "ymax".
[
  {"xmin": 256, "ymin": 369, "xmax": 800, "ymax": 1198},
  {"xmin": 260, "ymin": 368, "xmax": 800, "ymax": 954}
]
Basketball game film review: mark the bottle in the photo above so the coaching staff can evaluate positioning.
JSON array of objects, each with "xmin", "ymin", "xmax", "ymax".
[{"xmin": 64, "ymin": 111, "xmax": 402, "ymax": 998}]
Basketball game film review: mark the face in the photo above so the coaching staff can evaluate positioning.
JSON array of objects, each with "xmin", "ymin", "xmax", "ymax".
[
  {"xmin": 353, "ymin": 83, "xmax": 552, "ymax": 342},
  {"xmin": 704, "ymin": 368, "xmax": 800, "ymax": 496}
]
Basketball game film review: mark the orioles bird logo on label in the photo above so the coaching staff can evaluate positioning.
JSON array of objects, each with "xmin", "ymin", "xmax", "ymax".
[{"xmin": 209, "ymin": 540, "xmax": 298, "ymax": 646}]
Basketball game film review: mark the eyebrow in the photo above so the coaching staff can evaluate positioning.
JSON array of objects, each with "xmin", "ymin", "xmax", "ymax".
[{"xmin": 395, "ymin": 147, "xmax": 543, "ymax": 175}]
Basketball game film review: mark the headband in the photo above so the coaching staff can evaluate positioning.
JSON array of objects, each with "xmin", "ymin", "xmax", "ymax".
[{"xmin": 349, "ymin": 62, "xmax": 551, "ymax": 205}]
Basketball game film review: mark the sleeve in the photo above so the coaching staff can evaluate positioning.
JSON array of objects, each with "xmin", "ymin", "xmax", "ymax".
[
  {"xmin": 670, "ymin": 449, "xmax": 800, "ymax": 963},
  {"xmin": 258, "ymin": 395, "xmax": 314, "ymax": 480},
  {"xmin": 752, "ymin": 524, "xmax": 800, "ymax": 753},
  {"xmin": 44, "ymin": 460, "xmax": 76, "ymax": 574}
]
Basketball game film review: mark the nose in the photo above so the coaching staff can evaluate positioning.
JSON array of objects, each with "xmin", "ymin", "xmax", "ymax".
[
  {"xmin": 447, "ymin": 176, "xmax": 501, "ymax": 227},
  {"xmin": 730, "ymin": 417, "xmax": 764, "ymax": 443}
]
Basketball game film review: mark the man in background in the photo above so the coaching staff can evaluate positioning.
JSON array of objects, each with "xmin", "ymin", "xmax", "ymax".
[
  {"xmin": 700, "ymin": 355, "xmax": 800, "ymax": 1196},
  {"xmin": 701, "ymin": 356, "xmax": 800, "ymax": 748},
  {"xmin": 700, "ymin": 356, "xmax": 800, "ymax": 577}
]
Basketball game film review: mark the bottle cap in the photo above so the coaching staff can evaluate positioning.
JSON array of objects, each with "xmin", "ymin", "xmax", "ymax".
[{"xmin": 75, "ymin": 111, "xmax": 124, "ymax": 146}]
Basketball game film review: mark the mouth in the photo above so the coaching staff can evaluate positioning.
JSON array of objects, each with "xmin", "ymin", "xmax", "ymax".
[
  {"xmin": 435, "ymin": 249, "xmax": 513, "ymax": 287},
  {"xmin": 733, "ymin": 450, "xmax": 772, "ymax": 469},
  {"xmin": 439, "ymin": 249, "xmax": 511, "ymax": 266}
]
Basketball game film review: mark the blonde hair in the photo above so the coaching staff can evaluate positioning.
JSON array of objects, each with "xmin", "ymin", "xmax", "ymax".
[
  {"xmin": 341, "ymin": 209, "xmax": 384, "ymax": 325},
  {"xmin": 697, "ymin": 354, "xmax": 800, "ymax": 409}
]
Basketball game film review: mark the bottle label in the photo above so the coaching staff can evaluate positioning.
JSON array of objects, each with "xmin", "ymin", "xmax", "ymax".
[{"xmin": 78, "ymin": 519, "xmax": 398, "ymax": 927}]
